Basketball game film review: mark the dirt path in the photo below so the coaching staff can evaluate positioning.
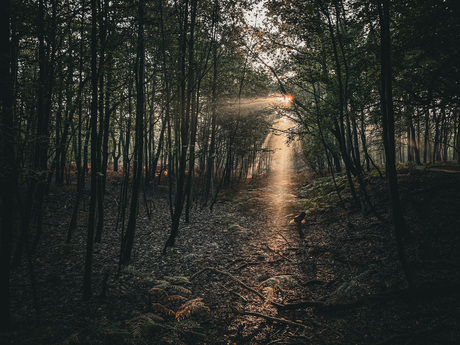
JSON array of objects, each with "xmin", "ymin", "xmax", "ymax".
[
  {"xmin": 193, "ymin": 118, "xmax": 312, "ymax": 343},
  {"xmin": 238, "ymin": 117, "xmax": 304, "ymax": 246},
  {"xmin": 192, "ymin": 121, "xmax": 460, "ymax": 344}
]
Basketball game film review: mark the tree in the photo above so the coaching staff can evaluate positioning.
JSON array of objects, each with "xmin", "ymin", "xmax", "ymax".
[
  {"xmin": 121, "ymin": 0, "xmax": 145, "ymax": 263},
  {"xmin": 163, "ymin": 0, "xmax": 196, "ymax": 253},
  {"xmin": 377, "ymin": 0, "xmax": 411, "ymax": 284},
  {"xmin": 0, "ymin": 0, "xmax": 15, "ymax": 330},
  {"xmin": 82, "ymin": 0, "xmax": 99, "ymax": 300}
]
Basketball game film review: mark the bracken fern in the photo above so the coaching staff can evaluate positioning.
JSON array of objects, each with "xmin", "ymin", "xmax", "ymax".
[{"xmin": 175, "ymin": 297, "xmax": 210, "ymax": 321}]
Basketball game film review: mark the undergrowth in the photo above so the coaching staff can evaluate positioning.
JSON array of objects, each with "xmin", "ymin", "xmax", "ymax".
[
  {"xmin": 295, "ymin": 173, "xmax": 348, "ymax": 217},
  {"xmin": 96, "ymin": 276, "xmax": 209, "ymax": 344}
]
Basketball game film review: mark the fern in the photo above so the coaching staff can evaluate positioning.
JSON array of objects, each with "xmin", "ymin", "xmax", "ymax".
[
  {"xmin": 168, "ymin": 285, "xmax": 192, "ymax": 296},
  {"xmin": 147, "ymin": 276, "xmax": 206, "ymax": 326},
  {"xmin": 151, "ymin": 280, "xmax": 170, "ymax": 289},
  {"xmin": 149, "ymin": 287, "xmax": 170, "ymax": 302},
  {"xmin": 175, "ymin": 298, "xmax": 210, "ymax": 321},
  {"xmin": 151, "ymin": 303, "xmax": 176, "ymax": 317},
  {"xmin": 168, "ymin": 294, "xmax": 187, "ymax": 302},
  {"xmin": 126, "ymin": 313, "xmax": 164, "ymax": 338}
]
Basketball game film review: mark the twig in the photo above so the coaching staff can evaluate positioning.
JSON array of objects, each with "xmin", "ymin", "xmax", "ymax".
[
  {"xmin": 191, "ymin": 267, "xmax": 266, "ymax": 301},
  {"xmin": 227, "ymin": 258, "xmax": 246, "ymax": 269},
  {"xmin": 218, "ymin": 283, "xmax": 248, "ymax": 302},
  {"xmin": 232, "ymin": 309, "xmax": 312, "ymax": 329},
  {"xmin": 235, "ymin": 262, "xmax": 261, "ymax": 271},
  {"xmin": 264, "ymin": 244, "xmax": 293, "ymax": 262},
  {"xmin": 277, "ymin": 232, "xmax": 291, "ymax": 246}
]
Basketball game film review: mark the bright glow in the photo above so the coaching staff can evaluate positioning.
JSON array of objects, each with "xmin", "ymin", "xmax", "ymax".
[{"xmin": 277, "ymin": 94, "xmax": 293, "ymax": 104}]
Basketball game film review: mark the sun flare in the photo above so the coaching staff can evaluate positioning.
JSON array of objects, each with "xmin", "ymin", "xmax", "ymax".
[{"xmin": 277, "ymin": 94, "xmax": 293, "ymax": 105}]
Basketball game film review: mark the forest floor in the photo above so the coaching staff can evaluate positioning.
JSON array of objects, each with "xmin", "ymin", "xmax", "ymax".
[{"xmin": 3, "ymin": 143, "xmax": 460, "ymax": 343}]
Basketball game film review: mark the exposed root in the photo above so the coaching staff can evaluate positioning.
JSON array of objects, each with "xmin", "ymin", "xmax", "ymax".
[{"xmin": 191, "ymin": 267, "xmax": 266, "ymax": 301}]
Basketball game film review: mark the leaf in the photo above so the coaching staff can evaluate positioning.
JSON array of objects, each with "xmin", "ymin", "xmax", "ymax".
[
  {"xmin": 149, "ymin": 288, "xmax": 170, "ymax": 302},
  {"xmin": 151, "ymin": 303, "xmax": 175, "ymax": 316},
  {"xmin": 175, "ymin": 298, "xmax": 210, "ymax": 321},
  {"xmin": 168, "ymin": 285, "xmax": 192, "ymax": 295},
  {"xmin": 168, "ymin": 294, "xmax": 187, "ymax": 302}
]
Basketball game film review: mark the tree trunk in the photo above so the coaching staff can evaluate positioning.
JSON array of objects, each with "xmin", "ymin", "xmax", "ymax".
[
  {"xmin": 204, "ymin": 31, "xmax": 218, "ymax": 207},
  {"xmin": 377, "ymin": 0, "xmax": 411, "ymax": 286},
  {"xmin": 121, "ymin": 0, "xmax": 145, "ymax": 263},
  {"xmin": 83, "ymin": 0, "xmax": 99, "ymax": 300},
  {"xmin": 424, "ymin": 107, "xmax": 430, "ymax": 163},
  {"xmin": 409, "ymin": 115, "xmax": 421, "ymax": 165},
  {"xmin": 184, "ymin": 0, "xmax": 198, "ymax": 223},
  {"xmin": 163, "ymin": 0, "xmax": 191, "ymax": 253},
  {"xmin": 456, "ymin": 110, "xmax": 460, "ymax": 163},
  {"xmin": 95, "ymin": 1, "xmax": 112, "ymax": 243},
  {"xmin": 0, "ymin": 0, "xmax": 15, "ymax": 329},
  {"xmin": 67, "ymin": 5, "xmax": 86, "ymax": 243}
]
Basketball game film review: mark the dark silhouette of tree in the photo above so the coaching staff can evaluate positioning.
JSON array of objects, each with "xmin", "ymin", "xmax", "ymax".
[
  {"xmin": 0, "ymin": 0, "xmax": 15, "ymax": 330},
  {"xmin": 121, "ymin": 0, "xmax": 145, "ymax": 263},
  {"xmin": 377, "ymin": 0, "xmax": 412, "ymax": 285},
  {"xmin": 82, "ymin": 0, "xmax": 99, "ymax": 301}
]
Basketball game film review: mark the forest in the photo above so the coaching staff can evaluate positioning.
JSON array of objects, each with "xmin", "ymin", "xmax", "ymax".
[{"xmin": 1, "ymin": 0, "xmax": 459, "ymax": 344}]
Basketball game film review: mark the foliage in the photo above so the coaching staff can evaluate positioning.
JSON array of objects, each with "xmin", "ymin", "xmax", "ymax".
[
  {"xmin": 329, "ymin": 270, "xmax": 373, "ymax": 303},
  {"xmin": 296, "ymin": 173, "xmax": 347, "ymax": 216},
  {"xmin": 300, "ymin": 133, "xmax": 328, "ymax": 174},
  {"xmin": 148, "ymin": 278, "xmax": 208, "ymax": 322},
  {"xmin": 263, "ymin": 0, "xmax": 460, "ymax": 174},
  {"xmin": 175, "ymin": 297, "xmax": 210, "ymax": 321}
]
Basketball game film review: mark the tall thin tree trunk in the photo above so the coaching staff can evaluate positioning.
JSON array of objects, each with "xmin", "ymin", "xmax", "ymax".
[
  {"xmin": 95, "ymin": 0, "xmax": 111, "ymax": 243},
  {"xmin": 320, "ymin": 4, "xmax": 358, "ymax": 203},
  {"xmin": 0, "ymin": 0, "xmax": 15, "ymax": 329},
  {"xmin": 378, "ymin": 0, "xmax": 412, "ymax": 286},
  {"xmin": 409, "ymin": 116, "xmax": 421, "ymax": 165},
  {"xmin": 83, "ymin": 0, "xmax": 99, "ymax": 300},
  {"xmin": 205, "ymin": 35, "xmax": 218, "ymax": 207},
  {"xmin": 163, "ymin": 0, "xmax": 191, "ymax": 253},
  {"xmin": 67, "ymin": 5, "xmax": 86, "ymax": 243},
  {"xmin": 424, "ymin": 107, "xmax": 430, "ymax": 163},
  {"xmin": 184, "ymin": 0, "xmax": 198, "ymax": 223},
  {"xmin": 121, "ymin": 0, "xmax": 145, "ymax": 263},
  {"xmin": 456, "ymin": 110, "xmax": 460, "ymax": 163},
  {"xmin": 32, "ymin": 0, "xmax": 58, "ymax": 252}
]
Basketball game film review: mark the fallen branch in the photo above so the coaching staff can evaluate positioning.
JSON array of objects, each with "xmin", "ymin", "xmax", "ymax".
[
  {"xmin": 191, "ymin": 267, "xmax": 266, "ymax": 301},
  {"xmin": 218, "ymin": 283, "xmax": 248, "ymax": 302},
  {"xmin": 235, "ymin": 261, "xmax": 261, "ymax": 271},
  {"xmin": 232, "ymin": 309, "xmax": 312, "ymax": 329},
  {"xmin": 277, "ymin": 232, "xmax": 291, "ymax": 246},
  {"xmin": 264, "ymin": 244, "xmax": 293, "ymax": 262}
]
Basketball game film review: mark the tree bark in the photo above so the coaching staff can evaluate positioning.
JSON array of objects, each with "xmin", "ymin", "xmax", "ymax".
[
  {"xmin": 163, "ymin": 0, "xmax": 191, "ymax": 253},
  {"xmin": 121, "ymin": 0, "xmax": 145, "ymax": 263},
  {"xmin": 0, "ymin": 0, "xmax": 15, "ymax": 329},
  {"xmin": 377, "ymin": 0, "xmax": 411, "ymax": 286},
  {"xmin": 409, "ymin": 115, "xmax": 421, "ymax": 165},
  {"xmin": 83, "ymin": 0, "xmax": 99, "ymax": 300}
]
